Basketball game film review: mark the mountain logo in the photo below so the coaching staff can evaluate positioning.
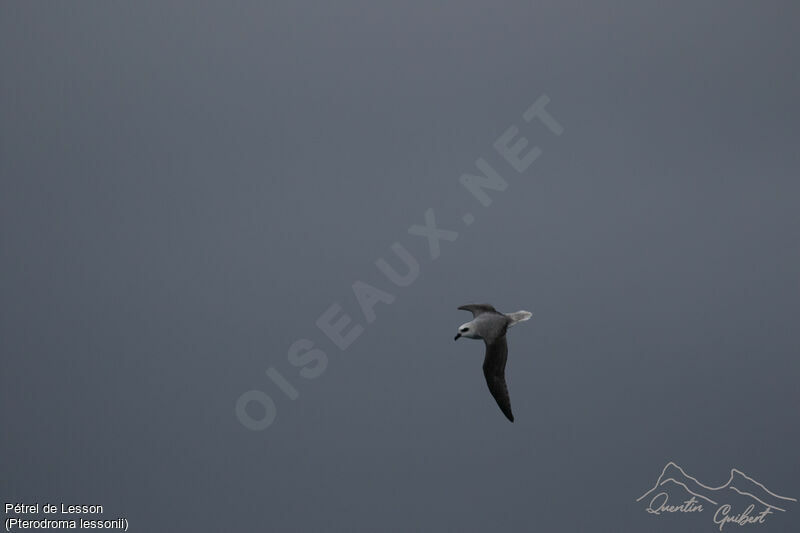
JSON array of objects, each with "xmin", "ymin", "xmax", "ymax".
[{"xmin": 637, "ymin": 461, "xmax": 796, "ymax": 530}]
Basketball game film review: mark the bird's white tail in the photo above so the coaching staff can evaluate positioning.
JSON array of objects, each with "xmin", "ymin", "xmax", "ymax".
[{"xmin": 506, "ymin": 310, "xmax": 532, "ymax": 326}]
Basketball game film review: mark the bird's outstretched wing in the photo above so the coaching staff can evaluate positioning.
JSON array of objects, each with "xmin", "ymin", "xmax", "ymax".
[
  {"xmin": 482, "ymin": 336, "xmax": 514, "ymax": 422},
  {"xmin": 458, "ymin": 304, "xmax": 498, "ymax": 317}
]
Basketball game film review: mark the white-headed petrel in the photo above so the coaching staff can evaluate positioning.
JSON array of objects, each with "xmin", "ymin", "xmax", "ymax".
[{"xmin": 454, "ymin": 304, "xmax": 532, "ymax": 422}]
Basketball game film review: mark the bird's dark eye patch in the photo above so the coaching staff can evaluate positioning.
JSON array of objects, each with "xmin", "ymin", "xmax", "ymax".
[{"xmin": 460, "ymin": 327, "xmax": 468, "ymax": 332}]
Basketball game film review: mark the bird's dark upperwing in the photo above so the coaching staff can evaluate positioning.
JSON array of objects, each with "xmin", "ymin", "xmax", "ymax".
[
  {"xmin": 482, "ymin": 336, "xmax": 514, "ymax": 422},
  {"xmin": 458, "ymin": 304, "xmax": 498, "ymax": 317}
]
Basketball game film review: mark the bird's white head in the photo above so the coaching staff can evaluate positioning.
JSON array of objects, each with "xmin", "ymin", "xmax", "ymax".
[{"xmin": 454, "ymin": 321, "xmax": 479, "ymax": 341}]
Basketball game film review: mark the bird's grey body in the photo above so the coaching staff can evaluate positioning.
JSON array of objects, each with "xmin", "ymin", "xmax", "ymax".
[{"xmin": 454, "ymin": 304, "xmax": 532, "ymax": 422}]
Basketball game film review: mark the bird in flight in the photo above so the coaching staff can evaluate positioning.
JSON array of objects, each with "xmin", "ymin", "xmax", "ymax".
[{"xmin": 454, "ymin": 304, "xmax": 532, "ymax": 422}]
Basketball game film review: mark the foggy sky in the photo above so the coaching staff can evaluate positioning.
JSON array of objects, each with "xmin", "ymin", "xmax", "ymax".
[{"xmin": 2, "ymin": 2, "xmax": 799, "ymax": 531}]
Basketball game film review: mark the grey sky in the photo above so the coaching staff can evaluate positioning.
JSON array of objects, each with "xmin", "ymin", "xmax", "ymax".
[{"xmin": 2, "ymin": 2, "xmax": 799, "ymax": 531}]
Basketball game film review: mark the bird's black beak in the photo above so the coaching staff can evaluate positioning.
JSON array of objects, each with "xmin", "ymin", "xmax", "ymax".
[{"xmin": 454, "ymin": 333, "xmax": 461, "ymax": 341}]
